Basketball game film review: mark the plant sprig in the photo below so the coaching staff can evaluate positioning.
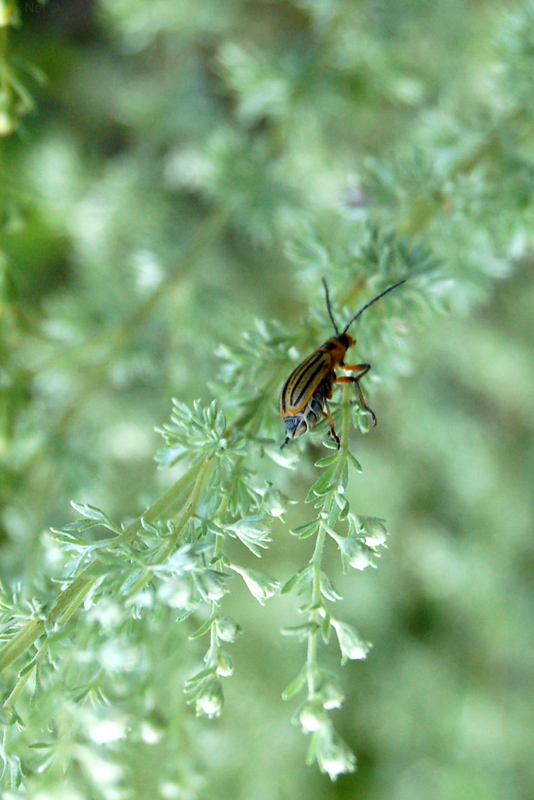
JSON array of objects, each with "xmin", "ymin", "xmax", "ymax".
[{"xmin": 280, "ymin": 384, "xmax": 389, "ymax": 779}]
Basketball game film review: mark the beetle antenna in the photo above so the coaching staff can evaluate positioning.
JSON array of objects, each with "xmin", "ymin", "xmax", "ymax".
[
  {"xmin": 322, "ymin": 278, "xmax": 340, "ymax": 336},
  {"xmin": 342, "ymin": 279, "xmax": 406, "ymax": 334}
]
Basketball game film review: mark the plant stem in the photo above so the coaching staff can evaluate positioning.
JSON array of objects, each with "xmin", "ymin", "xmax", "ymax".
[
  {"xmin": 0, "ymin": 457, "xmax": 207, "ymax": 673},
  {"xmin": 113, "ymin": 457, "xmax": 205, "ymax": 547},
  {"xmin": 125, "ymin": 456, "xmax": 215, "ymax": 598},
  {"xmin": 306, "ymin": 386, "xmax": 351, "ymax": 697}
]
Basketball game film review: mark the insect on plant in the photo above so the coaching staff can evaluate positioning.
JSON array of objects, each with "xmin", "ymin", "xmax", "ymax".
[{"xmin": 280, "ymin": 278, "xmax": 406, "ymax": 448}]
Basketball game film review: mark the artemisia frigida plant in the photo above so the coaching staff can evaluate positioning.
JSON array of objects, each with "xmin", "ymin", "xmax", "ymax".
[
  {"xmin": 0, "ymin": 0, "xmax": 436, "ymax": 787},
  {"xmin": 3, "ymin": 0, "xmax": 534, "ymax": 791},
  {"xmin": 0, "ymin": 208, "xmax": 439, "ymax": 783}
]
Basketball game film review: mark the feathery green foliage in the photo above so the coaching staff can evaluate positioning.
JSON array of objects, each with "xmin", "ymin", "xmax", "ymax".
[{"xmin": 1, "ymin": 0, "xmax": 534, "ymax": 797}]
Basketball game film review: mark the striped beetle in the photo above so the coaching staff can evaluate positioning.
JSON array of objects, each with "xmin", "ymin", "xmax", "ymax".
[{"xmin": 280, "ymin": 278, "xmax": 406, "ymax": 448}]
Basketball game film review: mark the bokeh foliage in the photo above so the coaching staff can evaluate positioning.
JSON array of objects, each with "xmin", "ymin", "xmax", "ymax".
[{"xmin": 1, "ymin": 0, "xmax": 534, "ymax": 797}]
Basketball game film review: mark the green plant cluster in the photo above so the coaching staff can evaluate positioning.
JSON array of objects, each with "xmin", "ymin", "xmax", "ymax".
[{"xmin": 1, "ymin": 0, "xmax": 534, "ymax": 797}]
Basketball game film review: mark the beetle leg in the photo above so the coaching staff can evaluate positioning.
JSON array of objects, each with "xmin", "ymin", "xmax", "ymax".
[
  {"xmin": 339, "ymin": 363, "xmax": 371, "ymax": 379},
  {"xmin": 323, "ymin": 401, "xmax": 341, "ymax": 449},
  {"xmin": 336, "ymin": 363, "xmax": 377, "ymax": 426}
]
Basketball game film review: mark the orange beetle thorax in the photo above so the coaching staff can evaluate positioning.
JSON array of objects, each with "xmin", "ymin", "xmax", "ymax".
[{"xmin": 318, "ymin": 332, "xmax": 355, "ymax": 367}]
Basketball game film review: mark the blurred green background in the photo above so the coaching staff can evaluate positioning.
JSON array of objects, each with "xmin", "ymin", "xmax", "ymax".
[{"xmin": 2, "ymin": 0, "xmax": 534, "ymax": 797}]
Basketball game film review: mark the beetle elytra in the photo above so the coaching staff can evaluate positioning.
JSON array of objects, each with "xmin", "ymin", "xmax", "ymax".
[{"xmin": 279, "ymin": 278, "xmax": 406, "ymax": 448}]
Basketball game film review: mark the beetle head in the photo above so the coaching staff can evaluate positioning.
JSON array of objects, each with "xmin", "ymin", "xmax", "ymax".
[{"xmin": 336, "ymin": 332, "xmax": 354, "ymax": 349}]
